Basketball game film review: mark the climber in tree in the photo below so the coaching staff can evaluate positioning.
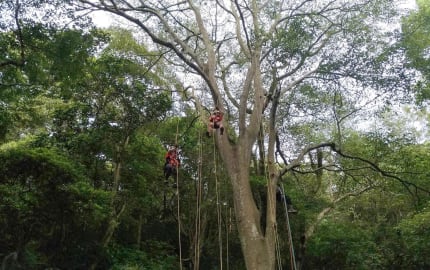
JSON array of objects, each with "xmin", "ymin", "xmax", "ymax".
[
  {"xmin": 164, "ymin": 145, "xmax": 180, "ymax": 183},
  {"xmin": 207, "ymin": 106, "xmax": 224, "ymax": 137}
]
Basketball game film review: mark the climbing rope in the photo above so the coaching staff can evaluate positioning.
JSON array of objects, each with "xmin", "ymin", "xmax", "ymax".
[
  {"xmin": 280, "ymin": 184, "xmax": 297, "ymax": 270},
  {"xmin": 174, "ymin": 118, "xmax": 183, "ymax": 270},
  {"xmin": 194, "ymin": 130, "xmax": 203, "ymax": 270},
  {"xmin": 275, "ymin": 224, "xmax": 282, "ymax": 270},
  {"xmin": 259, "ymin": 120, "xmax": 299, "ymax": 270},
  {"xmin": 259, "ymin": 124, "xmax": 282, "ymax": 269},
  {"xmin": 226, "ymin": 207, "xmax": 232, "ymax": 270},
  {"xmin": 213, "ymin": 132, "xmax": 224, "ymax": 270}
]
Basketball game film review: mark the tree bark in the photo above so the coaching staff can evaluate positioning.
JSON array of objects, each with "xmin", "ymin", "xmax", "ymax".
[{"xmin": 216, "ymin": 125, "xmax": 276, "ymax": 269}]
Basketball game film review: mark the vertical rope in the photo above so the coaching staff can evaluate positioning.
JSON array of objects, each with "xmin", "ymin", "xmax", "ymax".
[
  {"xmin": 281, "ymin": 185, "xmax": 297, "ymax": 270},
  {"xmin": 266, "ymin": 161, "xmax": 282, "ymax": 270},
  {"xmin": 274, "ymin": 225, "xmax": 283, "ymax": 270},
  {"xmin": 194, "ymin": 131, "xmax": 203, "ymax": 270},
  {"xmin": 175, "ymin": 118, "xmax": 183, "ymax": 270},
  {"xmin": 213, "ymin": 133, "xmax": 223, "ymax": 270},
  {"xmin": 226, "ymin": 207, "xmax": 231, "ymax": 270}
]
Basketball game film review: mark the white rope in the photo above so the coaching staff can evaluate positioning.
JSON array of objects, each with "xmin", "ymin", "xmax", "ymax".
[
  {"xmin": 194, "ymin": 131, "xmax": 203, "ymax": 270},
  {"xmin": 275, "ymin": 224, "xmax": 283, "ymax": 270},
  {"xmin": 213, "ymin": 133, "xmax": 223, "ymax": 270},
  {"xmin": 175, "ymin": 118, "xmax": 183, "ymax": 270},
  {"xmin": 281, "ymin": 185, "xmax": 297, "ymax": 270}
]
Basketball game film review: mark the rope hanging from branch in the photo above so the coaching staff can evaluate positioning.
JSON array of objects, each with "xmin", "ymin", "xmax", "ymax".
[{"xmin": 174, "ymin": 118, "xmax": 183, "ymax": 270}]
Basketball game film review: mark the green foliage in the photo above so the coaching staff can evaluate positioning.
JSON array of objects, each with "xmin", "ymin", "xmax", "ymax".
[
  {"xmin": 396, "ymin": 205, "xmax": 430, "ymax": 268},
  {"xmin": 0, "ymin": 26, "xmax": 109, "ymax": 141},
  {"xmin": 402, "ymin": 0, "xmax": 430, "ymax": 102},
  {"xmin": 0, "ymin": 106, "xmax": 12, "ymax": 141},
  {"xmin": 107, "ymin": 243, "xmax": 177, "ymax": 270},
  {"xmin": 272, "ymin": 17, "xmax": 314, "ymax": 60},
  {"xmin": 1, "ymin": 1, "xmax": 429, "ymax": 268},
  {"xmin": 0, "ymin": 138, "xmax": 86, "ymax": 182},
  {"xmin": 0, "ymin": 139, "xmax": 112, "ymax": 268},
  {"xmin": 307, "ymin": 221, "xmax": 384, "ymax": 269}
]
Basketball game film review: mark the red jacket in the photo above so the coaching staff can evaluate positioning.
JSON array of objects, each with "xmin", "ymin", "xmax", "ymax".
[
  {"xmin": 209, "ymin": 111, "xmax": 223, "ymax": 122},
  {"xmin": 165, "ymin": 149, "xmax": 180, "ymax": 167}
]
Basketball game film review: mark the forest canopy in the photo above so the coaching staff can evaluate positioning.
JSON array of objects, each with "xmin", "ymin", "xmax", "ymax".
[{"xmin": 0, "ymin": 0, "xmax": 429, "ymax": 269}]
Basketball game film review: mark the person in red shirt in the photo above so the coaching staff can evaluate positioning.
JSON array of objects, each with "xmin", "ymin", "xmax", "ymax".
[
  {"xmin": 207, "ymin": 106, "xmax": 224, "ymax": 137},
  {"xmin": 164, "ymin": 145, "xmax": 180, "ymax": 182}
]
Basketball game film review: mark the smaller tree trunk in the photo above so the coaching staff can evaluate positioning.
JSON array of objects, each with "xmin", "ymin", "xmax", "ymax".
[
  {"xmin": 89, "ymin": 138, "xmax": 129, "ymax": 270},
  {"xmin": 136, "ymin": 212, "xmax": 143, "ymax": 249}
]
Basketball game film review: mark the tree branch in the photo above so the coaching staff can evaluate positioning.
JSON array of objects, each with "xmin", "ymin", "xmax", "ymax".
[{"xmin": 277, "ymin": 142, "xmax": 430, "ymax": 197}]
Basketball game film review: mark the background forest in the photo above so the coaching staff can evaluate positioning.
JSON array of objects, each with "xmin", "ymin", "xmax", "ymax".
[{"xmin": 1, "ymin": 0, "xmax": 430, "ymax": 269}]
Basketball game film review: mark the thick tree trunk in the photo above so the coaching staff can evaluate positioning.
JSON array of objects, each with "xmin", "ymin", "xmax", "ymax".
[
  {"xmin": 232, "ymin": 170, "xmax": 273, "ymax": 269},
  {"xmin": 209, "ymin": 47, "xmax": 278, "ymax": 268},
  {"xmin": 217, "ymin": 136, "xmax": 276, "ymax": 270}
]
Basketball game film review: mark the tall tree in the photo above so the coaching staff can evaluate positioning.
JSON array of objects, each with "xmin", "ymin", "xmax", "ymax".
[{"xmin": 74, "ymin": 0, "xmax": 416, "ymax": 268}]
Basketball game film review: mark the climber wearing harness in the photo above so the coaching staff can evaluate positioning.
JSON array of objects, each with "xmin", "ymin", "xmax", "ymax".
[
  {"xmin": 207, "ymin": 106, "xmax": 224, "ymax": 137},
  {"xmin": 164, "ymin": 145, "xmax": 180, "ymax": 183}
]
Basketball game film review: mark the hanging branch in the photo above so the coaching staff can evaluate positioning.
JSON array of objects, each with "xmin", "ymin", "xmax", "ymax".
[
  {"xmin": 0, "ymin": 0, "xmax": 25, "ymax": 69},
  {"xmin": 276, "ymin": 140, "xmax": 430, "ymax": 197}
]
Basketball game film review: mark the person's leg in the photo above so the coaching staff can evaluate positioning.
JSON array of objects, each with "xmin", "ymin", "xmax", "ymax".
[
  {"xmin": 207, "ymin": 123, "xmax": 213, "ymax": 137},
  {"xmin": 165, "ymin": 164, "xmax": 172, "ymax": 180},
  {"xmin": 171, "ymin": 167, "xmax": 178, "ymax": 188}
]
